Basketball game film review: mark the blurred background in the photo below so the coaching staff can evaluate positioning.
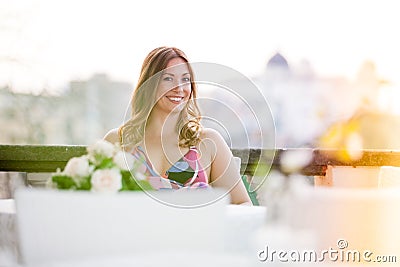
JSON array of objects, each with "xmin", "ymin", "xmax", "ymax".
[{"xmin": 1, "ymin": 0, "xmax": 400, "ymax": 149}]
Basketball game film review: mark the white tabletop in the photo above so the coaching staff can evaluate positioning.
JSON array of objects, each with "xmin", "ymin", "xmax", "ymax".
[
  {"xmin": 23, "ymin": 251, "xmax": 253, "ymax": 267},
  {"xmin": 0, "ymin": 200, "xmax": 267, "ymax": 267}
]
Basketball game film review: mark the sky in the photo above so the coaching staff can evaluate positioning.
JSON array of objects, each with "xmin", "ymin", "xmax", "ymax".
[{"xmin": 1, "ymin": 0, "xmax": 400, "ymax": 93}]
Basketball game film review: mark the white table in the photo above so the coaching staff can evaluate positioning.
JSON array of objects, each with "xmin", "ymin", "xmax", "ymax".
[
  {"xmin": 0, "ymin": 199, "xmax": 267, "ymax": 267},
  {"xmin": 3, "ymin": 189, "xmax": 399, "ymax": 267}
]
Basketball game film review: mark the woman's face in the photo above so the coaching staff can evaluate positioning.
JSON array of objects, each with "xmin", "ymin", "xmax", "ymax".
[{"xmin": 154, "ymin": 57, "xmax": 192, "ymax": 114}]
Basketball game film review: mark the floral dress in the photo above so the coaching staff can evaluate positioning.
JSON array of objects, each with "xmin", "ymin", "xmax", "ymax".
[{"xmin": 131, "ymin": 146, "xmax": 209, "ymax": 190}]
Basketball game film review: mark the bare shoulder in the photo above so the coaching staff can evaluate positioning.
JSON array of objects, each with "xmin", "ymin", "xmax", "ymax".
[
  {"xmin": 103, "ymin": 128, "xmax": 120, "ymax": 145},
  {"xmin": 200, "ymin": 127, "xmax": 225, "ymax": 142},
  {"xmin": 199, "ymin": 128, "xmax": 231, "ymax": 156}
]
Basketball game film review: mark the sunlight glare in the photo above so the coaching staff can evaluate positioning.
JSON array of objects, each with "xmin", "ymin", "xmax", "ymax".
[{"xmin": 378, "ymin": 84, "xmax": 400, "ymax": 115}]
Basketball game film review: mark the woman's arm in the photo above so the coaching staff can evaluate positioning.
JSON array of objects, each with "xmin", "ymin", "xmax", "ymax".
[{"xmin": 201, "ymin": 128, "xmax": 252, "ymax": 205}]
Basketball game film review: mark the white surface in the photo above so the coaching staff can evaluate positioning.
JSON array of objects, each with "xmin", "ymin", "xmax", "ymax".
[
  {"xmin": 2, "ymin": 190, "xmax": 268, "ymax": 267},
  {"xmin": 0, "ymin": 199, "xmax": 16, "ymax": 214},
  {"xmin": 286, "ymin": 184, "xmax": 400, "ymax": 256},
  {"xmin": 15, "ymin": 189, "xmax": 231, "ymax": 266},
  {"xmin": 24, "ymin": 251, "xmax": 253, "ymax": 267},
  {"xmin": 331, "ymin": 166, "xmax": 380, "ymax": 188},
  {"xmin": 379, "ymin": 166, "xmax": 400, "ymax": 188},
  {"xmin": 0, "ymin": 200, "xmax": 18, "ymax": 267},
  {"xmin": 225, "ymin": 204, "xmax": 267, "ymax": 255}
]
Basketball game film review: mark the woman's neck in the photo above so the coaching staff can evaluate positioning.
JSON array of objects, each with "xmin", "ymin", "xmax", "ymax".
[{"xmin": 145, "ymin": 110, "xmax": 180, "ymax": 139}]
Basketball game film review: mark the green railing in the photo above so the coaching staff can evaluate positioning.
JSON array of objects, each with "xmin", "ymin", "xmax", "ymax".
[{"xmin": 2, "ymin": 145, "xmax": 400, "ymax": 176}]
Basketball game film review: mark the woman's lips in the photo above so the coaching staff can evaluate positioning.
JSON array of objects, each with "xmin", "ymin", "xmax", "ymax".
[{"xmin": 166, "ymin": 96, "xmax": 184, "ymax": 103}]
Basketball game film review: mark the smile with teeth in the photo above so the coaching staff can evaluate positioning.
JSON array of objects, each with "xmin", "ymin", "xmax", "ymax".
[{"xmin": 166, "ymin": 96, "xmax": 184, "ymax": 102}]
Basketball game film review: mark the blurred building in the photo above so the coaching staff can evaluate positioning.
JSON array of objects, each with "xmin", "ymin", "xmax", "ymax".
[
  {"xmin": 201, "ymin": 52, "xmax": 383, "ymax": 148},
  {"xmin": 0, "ymin": 74, "xmax": 132, "ymax": 145},
  {"xmin": 67, "ymin": 73, "xmax": 132, "ymax": 144},
  {"xmin": 0, "ymin": 56, "xmax": 386, "ymax": 147},
  {"xmin": 255, "ymin": 53, "xmax": 383, "ymax": 148}
]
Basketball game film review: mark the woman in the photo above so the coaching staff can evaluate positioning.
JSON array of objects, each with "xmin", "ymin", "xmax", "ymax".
[{"xmin": 105, "ymin": 46, "xmax": 251, "ymax": 205}]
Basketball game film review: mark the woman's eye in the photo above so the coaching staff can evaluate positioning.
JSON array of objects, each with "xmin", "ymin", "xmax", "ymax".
[
  {"xmin": 163, "ymin": 77, "xmax": 173, "ymax": 81},
  {"xmin": 182, "ymin": 77, "xmax": 190, "ymax": 82}
]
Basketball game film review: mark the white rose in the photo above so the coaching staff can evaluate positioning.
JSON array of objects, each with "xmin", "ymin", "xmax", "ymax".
[
  {"xmin": 87, "ymin": 140, "xmax": 116, "ymax": 159},
  {"xmin": 64, "ymin": 156, "xmax": 91, "ymax": 178},
  {"xmin": 91, "ymin": 168, "xmax": 122, "ymax": 193},
  {"xmin": 113, "ymin": 151, "xmax": 135, "ymax": 171}
]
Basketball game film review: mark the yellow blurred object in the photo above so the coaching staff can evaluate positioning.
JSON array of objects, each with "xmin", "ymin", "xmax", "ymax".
[
  {"xmin": 318, "ymin": 110, "xmax": 400, "ymax": 162},
  {"xmin": 319, "ymin": 119, "xmax": 363, "ymax": 162}
]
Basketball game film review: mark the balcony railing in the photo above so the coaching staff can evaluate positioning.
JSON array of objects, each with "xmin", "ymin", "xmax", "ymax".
[{"xmin": 1, "ymin": 145, "xmax": 400, "ymax": 176}]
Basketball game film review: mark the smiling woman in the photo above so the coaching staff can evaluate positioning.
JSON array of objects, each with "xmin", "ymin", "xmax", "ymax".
[
  {"xmin": 104, "ymin": 46, "xmax": 252, "ymax": 205},
  {"xmin": 154, "ymin": 58, "xmax": 192, "ymax": 115}
]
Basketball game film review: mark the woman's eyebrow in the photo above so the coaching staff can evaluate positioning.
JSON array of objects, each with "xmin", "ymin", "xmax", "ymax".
[
  {"xmin": 162, "ymin": 72, "xmax": 174, "ymax": 76},
  {"xmin": 162, "ymin": 72, "xmax": 191, "ymax": 76}
]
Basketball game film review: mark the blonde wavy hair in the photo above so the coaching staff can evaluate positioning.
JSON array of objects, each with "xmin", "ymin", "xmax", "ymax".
[{"xmin": 119, "ymin": 47, "xmax": 202, "ymax": 148}]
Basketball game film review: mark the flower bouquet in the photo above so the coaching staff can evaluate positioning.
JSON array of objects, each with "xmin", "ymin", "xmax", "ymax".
[{"xmin": 49, "ymin": 140, "xmax": 153, "ymax": 193}]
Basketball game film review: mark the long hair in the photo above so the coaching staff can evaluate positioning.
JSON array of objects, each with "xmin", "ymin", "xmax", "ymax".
[{"xmin": 119, "ymin": 47, "xmax": 202, "ymax": 149}]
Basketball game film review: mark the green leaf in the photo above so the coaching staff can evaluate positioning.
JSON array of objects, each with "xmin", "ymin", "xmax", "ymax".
[
  {"xmin": 120, "ymin": 170, "xmax": 154, "ymax": 191},
  {"xmin": 76, "ymin": 176, "xmax": 91, "ymax": 190},
  {"xmin": 52, "ymin": 175, "xmax": 76, "ymax": 189},
  {"xmin": 96, "ymin": 158, "xmax": 115, "ymax": 170},
  {"xmin": 136, "ymin": 180, "xmax": 154, "ymax": 191}
]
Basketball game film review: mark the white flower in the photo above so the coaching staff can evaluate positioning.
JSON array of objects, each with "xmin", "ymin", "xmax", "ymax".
[
  {"xmin": 87, "ymin": 140, "xmax": 116, "ymax": 159},
  {"xmin": 91, "ymin": 168, "xmax": 122, "ymax": 193},
  {"xmin": 113, "ymin": 151, "xmax": 135, "ymax": 171},
  {"xmin": 63, "ymin": 156, "xmax": 91, "ymax": 178}
]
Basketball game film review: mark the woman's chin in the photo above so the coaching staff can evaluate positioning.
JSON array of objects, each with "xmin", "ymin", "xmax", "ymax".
[{"xmin": 169, "ymin": 103, "xmax": 186, "ymax": 113}]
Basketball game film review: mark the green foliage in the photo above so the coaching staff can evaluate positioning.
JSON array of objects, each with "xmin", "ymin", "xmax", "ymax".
[
  {"xmin": 52, "ymin": 175, "xmax": 76, "ymax": 189},
  {"xmin": 76, "ymin": 176, "xmax": 91, "ymax": 190},
  {"xmin": 95, "ymin": 157, "xmax": 115, "ymax": 170},
  {"xmin": 120, "ymin": 170, "xmax": 153, "ymax": 191}
]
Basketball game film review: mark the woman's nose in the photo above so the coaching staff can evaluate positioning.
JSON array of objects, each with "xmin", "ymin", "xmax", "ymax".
[{"xmin": 172, "ymin": 83, "xmax": 184, "ymax": 92}]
